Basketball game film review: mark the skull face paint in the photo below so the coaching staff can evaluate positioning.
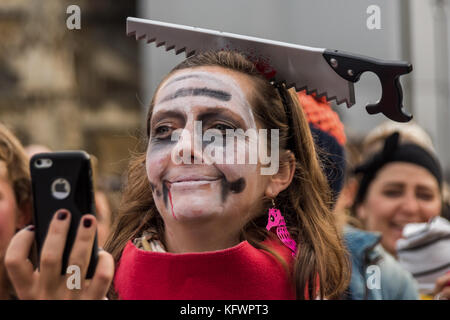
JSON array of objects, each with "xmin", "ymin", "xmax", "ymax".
[{"xmin": 146, "ymin": 67, "xmax": 269, "ymax": 223}]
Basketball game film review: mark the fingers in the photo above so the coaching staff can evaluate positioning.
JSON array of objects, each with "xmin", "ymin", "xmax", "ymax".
[
  {"xmin": 6, "ymin": 210, "xmax": 112, "ymax": 300},
  {"xmin": 67, "ymin": 215, "xmax": 97, "ymax": 285},
  {"xmin": 39, "ymin": 209, "xmax": 71, "ymax": 289},
  {"xmin": 434, "ymin": 286, "xmax": 450, "ymax": 300},
  {"xmin": 5, "ymin": 226, "xmax": 37, "ymax": 298},
  {"xmin": 434, "ymin": 272, "xmax": 450, "ymax": 297},
  {"xmin": 85, "ymin": 249, "xmax": 115, "ymax": 299}
]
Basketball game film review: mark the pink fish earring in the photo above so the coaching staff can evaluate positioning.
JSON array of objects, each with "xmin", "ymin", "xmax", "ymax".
[{"xmin": 266, "ymin": 198, "xmax": 297, "ymax": 257}]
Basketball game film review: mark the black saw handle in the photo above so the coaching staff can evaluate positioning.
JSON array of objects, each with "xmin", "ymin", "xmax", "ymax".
[{"xmin": 323, "ymin": 49, "xmax": 413, "ymax": 122}]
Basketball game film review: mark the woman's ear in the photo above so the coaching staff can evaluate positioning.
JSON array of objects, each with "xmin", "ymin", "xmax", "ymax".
[
  {"xmin": 264, "ymin": 150, "xmax": 295, "ymax": 198},
  {"xmin": 15, "ymin": 201, "xmax": 32, "ymax": 229}
]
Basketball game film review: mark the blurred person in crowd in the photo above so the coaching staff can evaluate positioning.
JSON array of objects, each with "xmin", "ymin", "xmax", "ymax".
[
  {"xmin": 442, "ymin": 182, "xmax": 450, "ymax": 220},
  {"xmin": 94, "ymin": 190, "xmax": 113, "ymax": 247},
  {"xmin": 353, "ymin": 124, "xmax": 449, "ymax": 299},
  {"xmin": 298, "ymin": 92, "xmax": 418, "ymax": 300},
  {"xmin": 89, "ymin": 155, "xmax": 114, "ymax": 247},
  {"xmin": 6, "ymin": 51, "xmax": 351, "ymax": 300},
  {"xmin": 333, "ymin": 141, "xmax": 362, "ymax": 229},
  {"xmin": 362, "ymin": 121, "xmax": 435, "ymax": 156},
  {"xmin": 0, "ymin": 124, "xmax": 32, "ymax": 300},
  {"xmin": 353, "ymin": 122, "xmax": 443, "ymax": 256},
  {"xmin": 397, "ymin": 216, "xmax": 450, "ymax": 299},
  {"xmin": 95, "ymin": 174, "xmax": 124, "ymax": 229}
]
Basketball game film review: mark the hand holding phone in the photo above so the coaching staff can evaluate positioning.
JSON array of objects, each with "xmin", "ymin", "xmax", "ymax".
[
  {"xmin": 30, "ymin": 151, "xmax": 99, "ymax": 278},
  {"xmin": 5, "ymin": 211, "xmax": 114, "ymax": 299},
  {"xmin": 433, "ymin": 271, "xmax": 450, "ymax": 300},
  {"xmin": 4, "ymin": 151, "xmax": 114, "ymax": 299}
]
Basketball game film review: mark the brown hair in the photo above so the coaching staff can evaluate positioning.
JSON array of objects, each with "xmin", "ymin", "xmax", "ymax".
[
  {"xmin": 0, "ymin": 124, "xmax": 31, "ymax": 213},
  {"xmin": 362, "ymin": 121, "xmax": 435, "ymax": 158},
  {"xmin": 0, "ymin": 123, "xmax": 32, "ymax": 299},
  {"xmin": 105, "ymin": 51, "xmax": 350, "ymax": 299}
]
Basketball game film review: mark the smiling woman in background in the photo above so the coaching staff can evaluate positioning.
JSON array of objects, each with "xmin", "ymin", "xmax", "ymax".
[
  {"xmin": 353, "ymin": 125, "xmax": 443, "ymax": 257},
  {"xmin": 352, "ymin": 123, "xmax": 450, "ymax": 299}
]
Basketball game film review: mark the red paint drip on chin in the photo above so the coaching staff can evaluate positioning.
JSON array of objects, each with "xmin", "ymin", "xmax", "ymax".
[{"xmin": 168, "ymin": 188, "xmax": 177, "ymax": 220}]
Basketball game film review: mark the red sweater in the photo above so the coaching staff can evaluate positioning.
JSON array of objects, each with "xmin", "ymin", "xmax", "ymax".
[{"xmin": 114, "ymin": 239, "xmax": 296, "ymax": 300}]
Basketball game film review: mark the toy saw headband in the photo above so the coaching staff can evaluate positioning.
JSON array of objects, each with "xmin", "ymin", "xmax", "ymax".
[{"xmin": 127, "ymin": 17, "xmax": 413, "ymax": 122}]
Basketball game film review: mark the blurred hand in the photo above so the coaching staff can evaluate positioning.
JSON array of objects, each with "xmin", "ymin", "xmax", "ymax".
[
  {"xmin": 433, "ymin": 272, "xmax": 450, "ymax": 300},
  {"xmin": 5, "ymin": 210, "xmax": 114, "ymax": 300}
]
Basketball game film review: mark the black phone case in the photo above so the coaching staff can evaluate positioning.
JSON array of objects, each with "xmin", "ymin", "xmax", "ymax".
[{"xmin": 30, "ymin": 151, "xmax": 98, "ymax": 279}]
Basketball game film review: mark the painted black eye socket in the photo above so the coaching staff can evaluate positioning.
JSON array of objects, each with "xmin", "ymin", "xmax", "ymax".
[
  {"xmin": 270, "ymin": 216, "xmax": 274, "ymax": 222},
  {"xmin": 156, "ymin": 126, "xmax": 170, "ymax": 134}
]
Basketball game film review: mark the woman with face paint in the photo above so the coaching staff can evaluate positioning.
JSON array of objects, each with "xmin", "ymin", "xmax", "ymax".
[
  {"xmin": 106, "ymin": 51, "xmax": 350, "ymax": 300},
  {"xmin": 5, "ymin": 51, "xmax": 350, "ymax": 300}
]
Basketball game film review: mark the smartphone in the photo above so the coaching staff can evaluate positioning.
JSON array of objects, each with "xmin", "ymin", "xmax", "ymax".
[{"xmin": 30, "ymin": 151, "xmax": 98, "ymax": 279}]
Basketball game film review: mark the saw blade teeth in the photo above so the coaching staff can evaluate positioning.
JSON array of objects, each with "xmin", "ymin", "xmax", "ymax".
[
  {"xmin": 291, "ymin": 83, "xmax": 351, "ymax": 107},
  {"xmin": 186, "ymin": 50, "xmax": 196, "ymax": 57},
  {"xmin": 175, "ymin": 47, "xmax": 186, "ymax": 55},
  {"xmin": 316, "ymin": 90, "xmax": 350, "ymax": 107},
  {"xmin": 273, "ymin": 80, "xmax": 286, "ymax": 87},
  {"xmin": 125, "ymin": 22, "xmax": 355, "ymax": 108},
  {"xmin": 155, "ymin": 41, "xmax": 166, "ymax": 47},
  {"xmin": 316, "ymin": 90, "xmax": 347, "ymax": 106},
  {"xmin": 305, "ymin": 87, "xmax": 319, "ymax": 96},
  {"xmin": 285, "ymin": 83, "xmax": 296, "ymax": 90},
  {"xmin": 136, "ymin": 32, "xmax": 146, "ymax": 41},
  {"xmin": 336, "ymin": 97, "xmax": 352, "ymax": 107},
  {"xmin": 128, "ymin": 29, "xmax": 195, "ymax": 58},
  {"xmin": 325, "ymin": 94, "xmax": 337, "ymax": 102},
  {"xmin": 165, "ymin": 44, "xmax": 176, "ymax": 52},
  {"xmin": 314, "ymin": 91, "xmax": 328, "ymax": 100},
  {"xmin": 293, "ymin": 84, "xmax": 308, "ymax": 92}
]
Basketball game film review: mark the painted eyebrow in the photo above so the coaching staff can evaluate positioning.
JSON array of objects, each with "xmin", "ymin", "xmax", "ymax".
[
  {"xmin": 163, "ymin": 73, "xmax": 226, "ymax": 89},
  {"xmin": 159, "ymin": 87, "xmax": 232, "ymax": 103}
]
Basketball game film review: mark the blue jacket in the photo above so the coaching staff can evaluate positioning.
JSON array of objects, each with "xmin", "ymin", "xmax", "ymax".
[{"xmin": 343, "ymin": 225, "xmax": 419, "ymax": 300}]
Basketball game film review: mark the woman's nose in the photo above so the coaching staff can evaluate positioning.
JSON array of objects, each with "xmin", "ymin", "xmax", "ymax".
[
  {"xmin": 171, "ymin": 122, "xmax": 203, "ymax": 165},
  {"xmin": 399, "ymin": 192, "xmax": 421, "ymax": 219}
]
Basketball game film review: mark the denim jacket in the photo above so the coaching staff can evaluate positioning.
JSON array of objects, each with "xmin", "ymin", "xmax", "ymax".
[{"xmin": 343, "ymin": 225, "xmax": 419, "ymax": 300}]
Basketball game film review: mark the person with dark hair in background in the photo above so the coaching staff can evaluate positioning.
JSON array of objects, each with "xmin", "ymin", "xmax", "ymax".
[{"xmin": 353, "ymin": 126, "xmax": 449, "ymax": 299}]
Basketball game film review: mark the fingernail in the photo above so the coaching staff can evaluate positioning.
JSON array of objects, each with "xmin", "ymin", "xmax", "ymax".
[
  {"xmin": 26, "ymin": 225, "xmax": 35, "ymax": 231},
  {"xmin": 83, "ymin": 217, "xmax": 92, "ymax": 228},
  {"xmin": 57, "ymin": 210, "xmax": 68, "ymax": 220}
]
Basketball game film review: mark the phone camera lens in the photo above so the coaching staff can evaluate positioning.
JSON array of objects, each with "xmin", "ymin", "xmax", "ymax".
[{"xmin": 36, "ymin": 159, "xmax": 42, "ymax": 166}]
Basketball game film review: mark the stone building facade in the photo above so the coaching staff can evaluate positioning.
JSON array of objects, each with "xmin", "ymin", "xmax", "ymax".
[{"xmin": 0, "ymin": 0, "xmax": 142, "ymax": 184}]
